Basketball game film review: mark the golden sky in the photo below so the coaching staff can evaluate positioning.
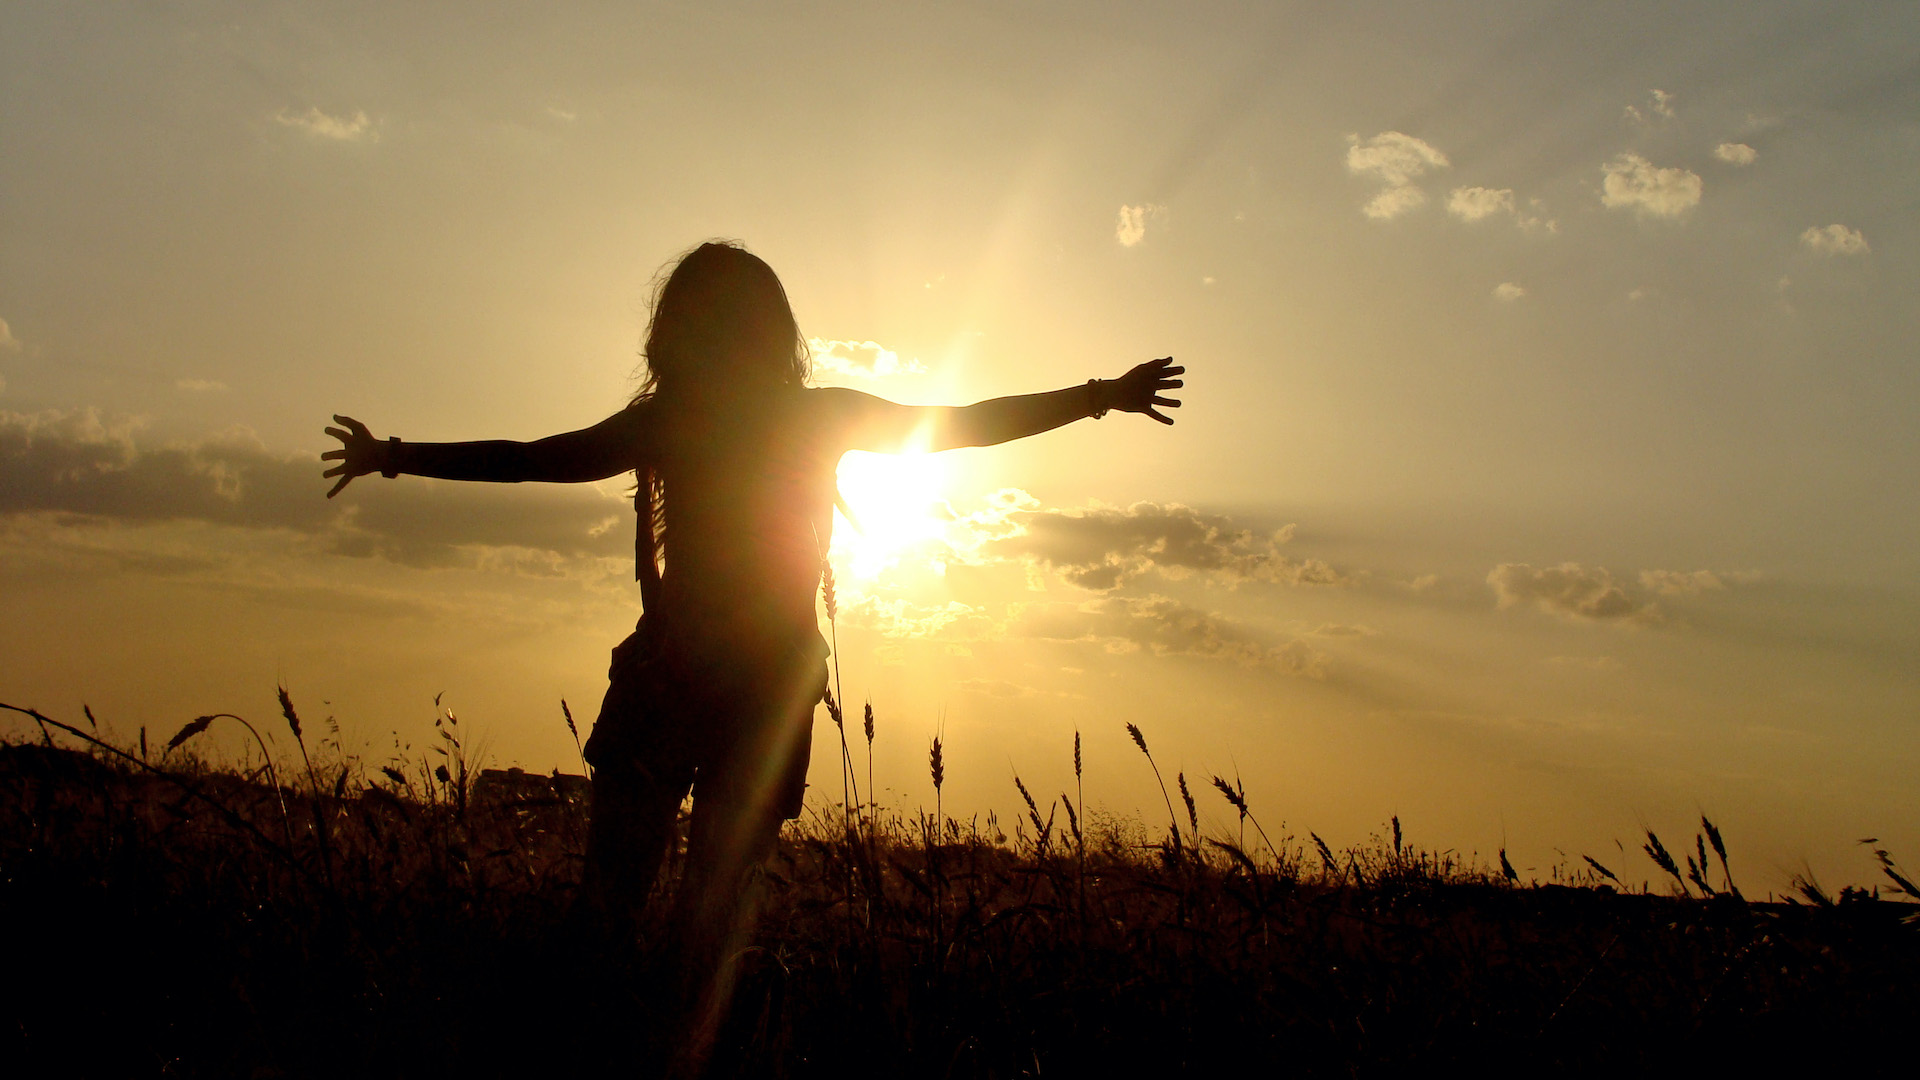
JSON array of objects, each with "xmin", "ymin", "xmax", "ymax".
[{"xmin": 3, "ymin": 1, "xmax": 1916, "ymax": 891}]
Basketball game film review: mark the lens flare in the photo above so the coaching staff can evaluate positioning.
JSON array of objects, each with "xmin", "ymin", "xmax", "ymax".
[{"xmin": 831, "ymin": 448, "xmax": 953, "ymax": 581}]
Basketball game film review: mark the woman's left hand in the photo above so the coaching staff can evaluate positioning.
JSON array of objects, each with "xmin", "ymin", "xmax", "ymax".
[
  {"xmin": 321, "ymin": 414, "xmax": 383, "ymax": 498},
  {"xmin": 1105, "ymin": 357, "xmax": 1184, "ymax": 425}
]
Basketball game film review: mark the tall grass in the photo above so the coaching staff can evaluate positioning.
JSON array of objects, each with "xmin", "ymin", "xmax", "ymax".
[{"xmin": 3, "ymin": 698, "xmax": 1917, "ymax": 1076}]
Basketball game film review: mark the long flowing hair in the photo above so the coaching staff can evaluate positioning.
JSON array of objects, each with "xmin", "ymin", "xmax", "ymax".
[{"xmin": 629, "ymin": 242, "xmax": 812, "ymax": 612}]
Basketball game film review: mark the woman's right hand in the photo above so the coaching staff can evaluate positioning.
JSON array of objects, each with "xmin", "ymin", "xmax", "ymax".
[{"xmin": 321, "ymin": 414, "xmax": 382, "ymax": 498}]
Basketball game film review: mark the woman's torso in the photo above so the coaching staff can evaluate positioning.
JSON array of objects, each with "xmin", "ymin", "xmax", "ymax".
[{"xmin": 642, "ymin": 389, "xmax": 840, "ymax": 663}]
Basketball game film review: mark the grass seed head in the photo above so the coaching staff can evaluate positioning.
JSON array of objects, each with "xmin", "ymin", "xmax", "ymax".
[
  {"xmin": 1583, "ymin": 854, "xmax": 1621, "ymax": 883},
  {"xmin": 1702, "ymin": 816, "xmax": 1727, "ymax": 863},
  {"xmin": 167, "ymin": 715, "xmax": 215, "ymax": 753},
  {"xmin": 1211, "ymin": 775, "xmax": 1248, "ymax": 816},
  {"xmin": 277, "ymin": 685, "xmax": 303, "ymax": 743},
  {"xmin": 929, "ymin": 737, "xmax": 944, "ymax": 792},
  {"xmin": 1178, "ymin": 772, "xmax": 1198, "ymax": 833}
]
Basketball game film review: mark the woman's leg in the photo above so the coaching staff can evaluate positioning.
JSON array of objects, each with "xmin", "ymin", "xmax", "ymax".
[
  {"xmin": 581, "ymin": 633, "xmax": 694, "ymax": 925},
  {"xmin": 664, "ymin": 659, "xmax": 820, "ymax": 1070}
]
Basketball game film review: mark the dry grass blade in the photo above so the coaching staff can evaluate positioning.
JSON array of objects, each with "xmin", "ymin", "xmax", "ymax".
[{"xmin": 1869, "ymin": 847, "xmax": 1920, "ymax": 899}]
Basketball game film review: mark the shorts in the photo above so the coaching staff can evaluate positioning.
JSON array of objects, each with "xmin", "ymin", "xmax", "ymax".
[{"xmin": 582, "ymin": 619, "xmax": 828, "ymax": 821}]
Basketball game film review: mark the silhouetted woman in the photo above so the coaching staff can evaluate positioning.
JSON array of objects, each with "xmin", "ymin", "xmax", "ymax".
[{"xmin": 322, "ymin": 240, "xmax": 1182, "ymax": 1059}]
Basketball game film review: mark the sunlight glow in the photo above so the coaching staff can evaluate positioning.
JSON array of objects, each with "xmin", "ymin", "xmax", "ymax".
[{"xmin": 832, "ymin": 447, "xmax": 954, "ymax": 581}]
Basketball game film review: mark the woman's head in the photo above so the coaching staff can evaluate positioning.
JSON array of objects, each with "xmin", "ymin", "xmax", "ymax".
[{"xmin": 638, "ymin": 241, "xmax": 808, "ymax": 401}]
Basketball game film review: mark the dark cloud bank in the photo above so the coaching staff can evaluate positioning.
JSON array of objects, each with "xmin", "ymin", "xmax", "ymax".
[{"xmin": 0, "ymin": 410, "xmax": 632, "ymax": 566}]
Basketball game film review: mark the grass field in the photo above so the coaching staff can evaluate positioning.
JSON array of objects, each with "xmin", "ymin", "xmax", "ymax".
[{"xmin": 3, "ymin": 696, "xmax": 1916, "ymax": 1077}]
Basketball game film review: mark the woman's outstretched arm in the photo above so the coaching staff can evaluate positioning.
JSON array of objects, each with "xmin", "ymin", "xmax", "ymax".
[
  {"xmin": 833, "ymin": 357, "xmax": 1183, "ymax": 453},
  {"xmin": 321, "ymin": 407, "xmax": 643, "ymax": 498}
]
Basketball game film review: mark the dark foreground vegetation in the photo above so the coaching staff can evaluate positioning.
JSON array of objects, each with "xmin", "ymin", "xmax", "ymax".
[{"xmin": 3, "ymin": 698, "xmax": 1916, "ymax": 1078}]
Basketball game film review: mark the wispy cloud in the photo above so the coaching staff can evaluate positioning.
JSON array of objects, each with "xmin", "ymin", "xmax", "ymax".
[
  {"xmin": 274, "ymin": 106, "xmax": 375, "ymax": 141},
  {"xmin": 0, "ymin": 318, "xmax": 19, "ymax": 352},
  {"xmin": 807, "ymin": 338, "xmax": 926, "ymax": 379},
  {"xmin": 972, "ymin": 498, "xmax": 1340, "ymax": 591},
  {"xmin": 1346, "ymin": 132, "xmax": 1448, "ymax": 220},
  {"xmin": 1623, "ymin": 88, "xmax": 1676, "ymax": 124},
  {"xmin": 175, "ymin": 378, "xmax": 229, "ymax": 393},
  {"xmin": 1487, "ymin": 562, "xmax": 1661, "ymax": 624},
  {"xmin": 1447, "ymin": 186, "xmax": 1515, "ymax": 222},
  {"xmin": 1713, "ymin": 142, "xmax": 1757, "ymax": 166},
  {"xmin": 1116, "ymin": 204, "xmax": 1162, "ymax": 247},
  {"xmin": 1493, "ymin": 282, "xmax": 1526, "ymax": 302},
  {"xmin": 0, "ymin": 409, "xmax": 630, "ymax": 568},
  {"xmin": 1600, "ymin": 153, "xmax": 1702, "ymax": 218},
  {"xmin": 1011, "ymin": 595, "xmax": 1328, "ymax": 675},
  {"xmin": 1638, "ymin": 569, "xmax": 1724, "ymax": 595},
  {"xmin": 1801, "ymin": 224, "xmax": 1869, "ymax": 256}
]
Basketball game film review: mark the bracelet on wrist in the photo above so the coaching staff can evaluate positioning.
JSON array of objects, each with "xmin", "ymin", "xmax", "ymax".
[
  {"xmin": 381, "ymin": 436, "xmax": 402, "ymax": 479},
  {"xmin": 1086, "ymin": 379, "xmax": 1109, "ymax": 420}
]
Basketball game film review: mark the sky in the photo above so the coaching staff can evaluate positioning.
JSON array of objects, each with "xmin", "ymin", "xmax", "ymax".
[{"xmin": 3, "ymin": 0, "xmax": 1917, "ymax": 893}]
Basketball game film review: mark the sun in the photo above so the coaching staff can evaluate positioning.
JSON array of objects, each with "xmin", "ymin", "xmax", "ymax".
[{"xmin": 831, "ymin": 449, "xmax": 954, "ymax": 581}]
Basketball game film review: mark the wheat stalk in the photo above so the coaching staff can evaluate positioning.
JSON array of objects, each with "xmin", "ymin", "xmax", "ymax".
[{"xmin": 1126, "ymin": 723, "xmax": 1181, "ymax": 856}]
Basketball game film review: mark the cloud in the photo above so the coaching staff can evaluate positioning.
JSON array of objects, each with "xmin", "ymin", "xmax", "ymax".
[
  {"xmin": 175, "ymin": 379, "xmax": 229, "ymax": 393},
  {"xmin": 1487, "ymin": 562, "xmax": 1661, "ymax": 624},
  {"xmin": 1713, "ymin": 142, "xmax": 1757, "ymax": 166},
  {"xmin": 1446, "ymin": 188, "xmax": 1556, "ymax": 232},
  {"xmin": 1623, "ymin": 89, "xmax": 1677, "ymax": 123},
  {"xmin": 274, "ymin": 106, "xmax": 374, "ymax": 141},
  {"xmin": 972, "ymin": 499, "xmax": 1341, "ymax": 590},
  {"xmin": 1347, "ymin": 132, "xmax": 1448, "ymax": 220},
  {"xmin": 1801, "ymin": 224, "xmax": 1869, "ymax": 256},
  {"xmin": 1011, "ymin": 595, "xmax": 1328, "ymax": 676},
  {"xmin": 1493, "ymin": 282, "xmax": 1526, "ymax": 302},
  {"xmin": 1638, "ymin": 569, "xmax": 1724, "ymax": 595},
  {"xmin": 1448, "ymin": 186, "xmax": 1515, "ymax": 222},
  {"xmin": 0, "ymin": 409, "xmax": 633, "ymax": 567},
  {"xmin": 807, "ymin": 338, "xmax": 927, "ymax": 379},
  {"xmin": 1600, "ymin": 154, "xmax": 1702, "ymax": 218},
  {"xmin": 841, "ymin": 596, "xmax": 994, "ymax": 640},
  {"xmin": 0, "ymin": 318, "xmax": 19, "ymax": 352},
  {"xmin": 1116, "ymin": 204, "xmax": 1161, "ymax": 247}
]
